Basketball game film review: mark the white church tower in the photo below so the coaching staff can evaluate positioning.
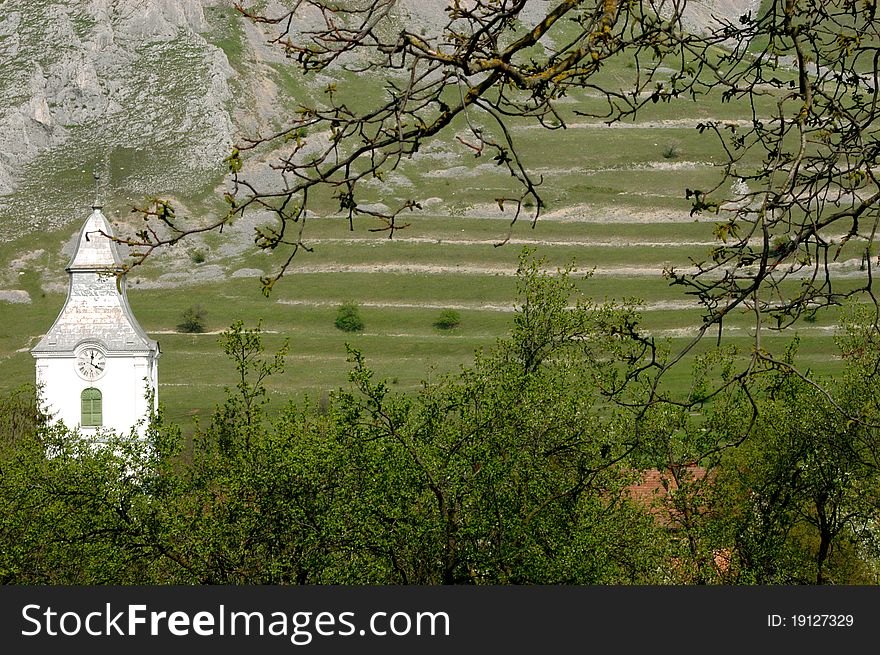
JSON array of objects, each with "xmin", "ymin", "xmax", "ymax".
[{"xmin": 31, "ymin": 202, "xmax": 160, "ymax": 437}]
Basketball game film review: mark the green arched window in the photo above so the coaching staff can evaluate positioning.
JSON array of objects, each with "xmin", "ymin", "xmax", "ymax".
[{"xmin": 81, "ymin": 388, "xmax": 102, "ymax": 427}]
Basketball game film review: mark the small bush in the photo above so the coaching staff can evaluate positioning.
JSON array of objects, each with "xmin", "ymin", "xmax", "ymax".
[
  {"xmin": 335, "ymin": 302, "xmax": 364, "ymax": 332},
  {"xmin": 189, "ymin": 248, "xmax": 207, "ymax": 264},
  {"xmin": 662, "ymin": 143, "xmax": 680, "ymax": 159},
  {"xmin": 433, "ymin": 309, "xmax": 461, "ymax": 330},
  {"xmin": 178, "ymin": 306, "xmax": 206, "ymax": 333}
]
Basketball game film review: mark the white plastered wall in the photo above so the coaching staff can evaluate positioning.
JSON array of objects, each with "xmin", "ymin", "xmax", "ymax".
[{"xmin": 36, "ymin": 353, "xmax": 158, "ymax": 437}]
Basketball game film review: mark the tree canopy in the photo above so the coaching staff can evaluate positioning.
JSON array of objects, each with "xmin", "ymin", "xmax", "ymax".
[{"xmin": 4, "ymin": 254, "xmax": 880, "ymax": 584}]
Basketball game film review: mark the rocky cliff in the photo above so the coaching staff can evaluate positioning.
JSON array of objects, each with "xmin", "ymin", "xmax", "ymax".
[
  {"xmin": 0, "ymin": 0, "xmax": 252, "ymax": 239},
  {"xmin": 0, "ymin": 0, "xmax": 758, "ymax": 242}
]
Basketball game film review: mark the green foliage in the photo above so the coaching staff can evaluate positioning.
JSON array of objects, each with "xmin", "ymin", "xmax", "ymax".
[
  {"xmin": 0, "ymin": 258, "xmax": 665, "ymax": 584},
  {"xmin": 177, "ymin": 305, "xmax": 206, "ymax": 333},
  {"xmin": 0, "ymin": 418, "xmax": 160, "ymax": 583},
  {"xmin": 771, "ymin": 235, "xmax": 790, "ymax": 255},
  {"xmin": 2, "ymin": 270, "xmax": 880, "ymax": 585},
  {"xmin": 703, "ymin": 369, "xmax": 880, "ymax": 584},
  {"xmin": 0, "ymin": 384, "xmax": 44, "ymax": 448},
  {"xmin": 334, "ymin": 301, "xmax": 364, "ymax": 332},
  {"xmin": 212, "ymin": 320, "xmax": 289, "ymax": 449},
  {"xmin": 433, "ymin": 309, "xmax": 461, "ymax": 330},
  {"xmin": 223, "ymin": 147, "xmax": 242, "ymax": 174}
]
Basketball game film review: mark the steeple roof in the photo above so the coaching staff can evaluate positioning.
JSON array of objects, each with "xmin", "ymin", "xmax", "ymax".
[
  {"xmin": 67, "ymin": 207, "xmax": 124, "ymax": 271},
  {"xmin": 32, "ymin": 208, "xmax": 159, "ymax": 356}
]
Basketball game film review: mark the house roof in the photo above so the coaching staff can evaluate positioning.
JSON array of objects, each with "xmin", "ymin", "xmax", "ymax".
[{"xmin": 626, "ymin": 465, "xmax": 709, "ymax": 523}]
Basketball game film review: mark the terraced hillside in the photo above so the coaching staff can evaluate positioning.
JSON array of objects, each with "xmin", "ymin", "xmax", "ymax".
[{"xmin": 0, "ymin": 0, "xmax": 863, "ymax": 426}]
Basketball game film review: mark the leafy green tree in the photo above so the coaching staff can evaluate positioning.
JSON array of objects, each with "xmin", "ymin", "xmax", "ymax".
[
  {"xmin": 328, "ymin": 347, "xmax": 665, "ymax": 583},
  {"xmin": 0, "ymin": 384, "xmax": 45, "ymax": 453},
  {"xmin": 0, "ymin": 414, "xmax": 162, "ymax": 584},
  {"xmin": 139, "ymin": 412, "xmax": 341, "ymax": 584},
  {"xmin": 212, "ymin": 321, "xmax": 289, "ymax": 442},
  {"xmin": 684, "ymin": 330, "xmax": 880, "ymax": 584},
  {"xmin": 317, "ymin": 254, "xmax": 669, "ymax": 583}
]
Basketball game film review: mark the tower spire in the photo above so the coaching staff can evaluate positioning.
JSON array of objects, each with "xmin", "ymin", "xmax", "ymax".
[{"xmin": 92, "ymin": 167, "xmax": 102, "ymax": 210}]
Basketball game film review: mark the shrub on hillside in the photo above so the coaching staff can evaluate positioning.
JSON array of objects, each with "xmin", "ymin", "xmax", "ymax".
[
  {"xmin": 178, "ymin": 306, "xmax": 206, "ymax": 333},
  {"xmin": 433, "ymin": 309, "xmax": 461, "ymax": 330},
  {"xmin": 662, "ymin": 143, "xmax": 680, "ymax": 159},
  {"xmin": 335, "ymin": 302, "xmax": 364, "ymax": 332}
]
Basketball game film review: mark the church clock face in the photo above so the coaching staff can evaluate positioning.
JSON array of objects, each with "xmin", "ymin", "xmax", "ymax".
[{"xmin": 75, "ymin": 347, "xmax": 106, "ymax": 381}]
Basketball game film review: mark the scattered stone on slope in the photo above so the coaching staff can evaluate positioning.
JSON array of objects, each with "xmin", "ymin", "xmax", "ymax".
[{"xmin": 0, "ymin": 290, "xmax": 32, "ymax": 304}]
